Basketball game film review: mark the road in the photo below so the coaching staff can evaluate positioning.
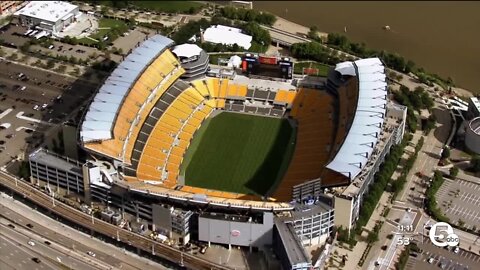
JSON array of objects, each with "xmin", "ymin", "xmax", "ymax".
[
  {"xmin": 0, "ymin": 193, "xmax": 168, "ymax": 270},
  {"xmin": 0, "ymin": 171, "xmax": 231, "ymax": 270},
  {"xmin": 0, "ymin": 221, "xmax": 106, "ymax": 270}
]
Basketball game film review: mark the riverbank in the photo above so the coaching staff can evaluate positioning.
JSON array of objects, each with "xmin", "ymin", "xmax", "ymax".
[
  {"xmin": 254, "ymin": 1, "xmax": 480, "ymax": 94},
  {"xmin": 265, "ymin": 13, "xmax": 476, "ymax": 97}
]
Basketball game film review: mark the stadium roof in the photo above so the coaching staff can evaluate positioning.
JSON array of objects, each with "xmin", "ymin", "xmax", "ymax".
[
  {"xmin": 203, "ymin": 25, "xmax": 252, "ymax": 50},
  {"xmin": 326, "ymin": 58, "xmax": 387, "ymax": 180},
  {"xmin": 172, "ymin": 44, "xmax": 202, "ymax": 58},
  {"xmin": 15, "ymin": 1, "xmax": 78, "ymax": 23},
  {"xmin": 80, "ymin": 35, "xmax": 174, "ymax": 143}
]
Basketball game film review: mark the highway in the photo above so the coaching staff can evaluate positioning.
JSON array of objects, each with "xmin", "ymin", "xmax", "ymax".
[
  {"xmin": 0, "ymin": 220, "xmax": 105, "ymax": 270},
  {"xmin": 0, "ymin": 171, "xmax": 231, "ymax": 270},
  {"xmin": 0, "ymin": 193, "xmax": 169, "ymax": 270}
]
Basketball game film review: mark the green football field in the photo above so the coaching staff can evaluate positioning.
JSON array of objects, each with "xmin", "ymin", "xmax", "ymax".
[{"xmin": 180, "ymin": 112, "xmax": 296, "ymax": 196}]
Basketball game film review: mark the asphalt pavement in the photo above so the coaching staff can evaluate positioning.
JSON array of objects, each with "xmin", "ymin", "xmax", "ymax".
[
  {"xmin": 0, "ymin": 192, "xmax": 168, "ymax": 270},
  {"xmin": 0, "ymin": 222, "xmax": 103, "ymax": 270}
]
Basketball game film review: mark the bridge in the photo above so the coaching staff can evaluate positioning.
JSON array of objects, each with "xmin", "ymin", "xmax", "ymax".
[{"xmin": 260, "ymin": 25, "xmax": 311, "ymax": 47}]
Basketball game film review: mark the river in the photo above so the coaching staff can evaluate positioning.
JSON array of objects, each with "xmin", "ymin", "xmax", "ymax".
[{"xmin": 253, "ymin": 1, "xmax": 480, "ymax": 92}]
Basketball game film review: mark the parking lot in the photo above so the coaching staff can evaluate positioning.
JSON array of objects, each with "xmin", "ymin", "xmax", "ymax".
[
  {"xmin": 0, "ymin": 59, "xmax": 98, "ymax": 166},
  {"xmin": 406, "ymin": 237, "xmax": 479, "ymax": 270},
  {"xmin": 435, "ymin": 178, "xmax": 480, "ymax": 230}
]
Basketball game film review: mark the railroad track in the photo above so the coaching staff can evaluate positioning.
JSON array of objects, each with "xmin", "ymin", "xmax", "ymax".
[{"xmin": 0, "ymin": 172, "xmax": 231, "ymax": 270}]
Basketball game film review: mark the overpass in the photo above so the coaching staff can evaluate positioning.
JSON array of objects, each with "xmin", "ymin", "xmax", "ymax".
[
  {"xmin": 260, "ymin": 25, "xmax": 311, "ymax": 47},
  {"xmin": 0, "ymin": 172, "xmax": 231, "ymax": 270}
]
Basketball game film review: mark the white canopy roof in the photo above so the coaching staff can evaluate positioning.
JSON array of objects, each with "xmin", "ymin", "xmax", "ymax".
[
  {"xmin": 203, "ymin": 25, "xmax": 252, "ymax": 50},
  {"xmin": 80, "ymin": 35, "xmax": 174, "ymax": 143},
  {"xmin": 172, "ymin": 44, "xmax": 203, "ymax": 58},
  {"xmin": 326, "ymin": 57, "xmax": 387, "ymax": 180},
  {"xmin": 335, "ymin": 61, "xmax": 356, "ymax": 76}
]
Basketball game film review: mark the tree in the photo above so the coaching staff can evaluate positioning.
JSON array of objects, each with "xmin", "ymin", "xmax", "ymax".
[
  {"xmin": 441, "ymin": 147, "xmax": 450, "ymax": 160},
  {"xmin": 449, "ymin": 166, "xmax": 459, "ymax": 178},
  {"xmin": 46, "ymin": 59, "xmax": 55, "ymax": 69},
  {"xmin": 308, "ymin": 25, "xmax": 319, "ymax": 40}
]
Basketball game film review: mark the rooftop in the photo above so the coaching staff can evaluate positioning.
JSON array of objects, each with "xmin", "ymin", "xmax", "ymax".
[
  {"xmin": 469, "ymin": 117, "xmax": 480, "ymax": 135},
  {"xmin": 274, "ymin": 219, "xmax": 311, "ymax": 266},
  {"xmin": 15, "ymin": 1, "xmax": 78, "ymax": 23},
  {"xmin": 29, "ymin": 148, "xmax": 82, "ymax": 175},
  {"xmin": 335, "ymin": 104, "xmax": 405, "ymax": 197}
]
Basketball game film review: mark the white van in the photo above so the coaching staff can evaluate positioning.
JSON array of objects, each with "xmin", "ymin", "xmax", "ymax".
[{"xmin": 20, "ymin": 86, "xmax": 26, "ymax": 91}]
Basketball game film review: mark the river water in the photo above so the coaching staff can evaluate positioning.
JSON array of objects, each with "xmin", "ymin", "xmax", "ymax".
[{"xmin": 253, "ymin": 1, "xmax": 480, "ymax": 92}]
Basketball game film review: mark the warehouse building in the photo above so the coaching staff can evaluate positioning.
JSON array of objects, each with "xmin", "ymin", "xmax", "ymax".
[{"xmin": 14, "ymin": 1, "xmax": 80, "ymax": 34}]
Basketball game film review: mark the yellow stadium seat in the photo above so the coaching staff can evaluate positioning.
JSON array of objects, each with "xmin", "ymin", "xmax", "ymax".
[
  {"xmin": 192, "ymin": 80, "xmax": 209, "ymax": 97},
  {"xmin": 212, "ymin": 78, "xmax": 220, "ymax": 98},
  {"xmin": 183, "ymin": 124, "xmax": 197, "ymax": 134},
  {"xmin": 219, "ymin": 79, "xmax": 228, "ymax": 98},
  {"xmin": 216, "ymin": 99, "xmax": 226, "ymax": 109},
  {"xmin": 274, "ymin": 90, "xmax": 288, "ymax": 102},
  {"xmin": 237, "ymin": 85, "xmax": 248, "ymax": 97},
  {"xmin": 227, "ymin": 84, "xmax": 237, "ymax": 97}
]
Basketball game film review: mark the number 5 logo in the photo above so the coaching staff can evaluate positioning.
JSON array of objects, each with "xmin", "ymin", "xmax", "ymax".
[{"xmin": 429, "ymin": 222, "xmax": 459, "ymax": 247}]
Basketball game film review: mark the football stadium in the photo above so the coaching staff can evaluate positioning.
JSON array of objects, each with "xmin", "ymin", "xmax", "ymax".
[
  {"xmin": 77, "ymin": 34, "xmax": 403, "ymax": 208},
  {"xmin": 28, "ymin": 32, "xmax": 406, "ymax": 266}
]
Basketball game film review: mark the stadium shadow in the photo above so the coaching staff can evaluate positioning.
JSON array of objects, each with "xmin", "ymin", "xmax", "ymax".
[
  {"xmin": 240, "ymin": 117, "xmax": 296, "ymax": 199},
  {"xmin": 8, "ymin": 59, "xmax": 112, "ymax": 176}
]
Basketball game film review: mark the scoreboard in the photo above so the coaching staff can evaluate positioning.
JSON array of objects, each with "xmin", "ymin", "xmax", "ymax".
[{"xmin": 241, "ymin": 54, "xmax": 293, "ymax": 80}]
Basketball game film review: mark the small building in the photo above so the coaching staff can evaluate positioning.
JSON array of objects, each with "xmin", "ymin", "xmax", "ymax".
[
  {"xmin": 14, "ymin": 1, "xmax": 80, "ymax": 34},
  {"xmin": 29, "ymin": 148, "xmax": 86, "ymax": 196}
]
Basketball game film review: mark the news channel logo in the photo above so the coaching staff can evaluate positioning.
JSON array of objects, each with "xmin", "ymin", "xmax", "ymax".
[{"xmin": 428, "ymin": 222, "xmax": 460, "ymax": 247}]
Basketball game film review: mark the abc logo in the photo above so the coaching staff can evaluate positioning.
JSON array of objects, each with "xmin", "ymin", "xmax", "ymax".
[{"xmin": 429, "ymin": 222, "xmax": 459, "ymax": 247}]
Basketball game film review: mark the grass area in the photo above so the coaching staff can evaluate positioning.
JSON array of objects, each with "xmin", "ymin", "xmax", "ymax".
[
  {"xmin": 294, "ymin": 61, "xmax": 331, "ymax": 77},
  {"xmin": 132, "ymin": 1, "xmax": 204, "ymax": 14},
  {"xmin": 208, "ymin": 54, "xmax": 235, "ymax": 65},
  {"xmin": 78, "ymin": 18, "xmax": 129, "ymax": 45},
  {"xmin": 183, "ymin": 112, "xmax": 296, "ymax": 195}
]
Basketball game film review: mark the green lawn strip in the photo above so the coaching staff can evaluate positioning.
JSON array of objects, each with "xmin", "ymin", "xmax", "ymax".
[
  {"xmin": 294, "ymin": 61, "xmax": 331, "ymax": 76},
  {"xmin": 179, "ymin": 117, "xmax": 212, "ymax": 176},
  {"xmin": 132, "ymin": 1, "xmax": 204, "ymax": 14}
]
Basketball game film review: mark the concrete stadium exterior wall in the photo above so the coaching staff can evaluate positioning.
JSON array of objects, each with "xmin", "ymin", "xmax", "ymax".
[{"xmin": 198, "ymin": 213, "xmax": 274, "ymax": 247}]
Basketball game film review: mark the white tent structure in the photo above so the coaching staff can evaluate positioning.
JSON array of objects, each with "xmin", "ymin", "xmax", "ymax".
[
  {"xmin": 326, "ymin": 58, "xmax": 387, "ymax": 180},
  {"xmin": 227, "ymin": 55, "xmax": 242, "ymax": 68},
  {"xmin": 203, "ymin": 25, "xmax": 252, "ymax": 50}
]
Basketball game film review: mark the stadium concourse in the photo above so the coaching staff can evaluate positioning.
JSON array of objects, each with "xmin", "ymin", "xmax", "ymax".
[{"xmin": 79, "ymin": 34, "xmax": 389, "ymax": 210}]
